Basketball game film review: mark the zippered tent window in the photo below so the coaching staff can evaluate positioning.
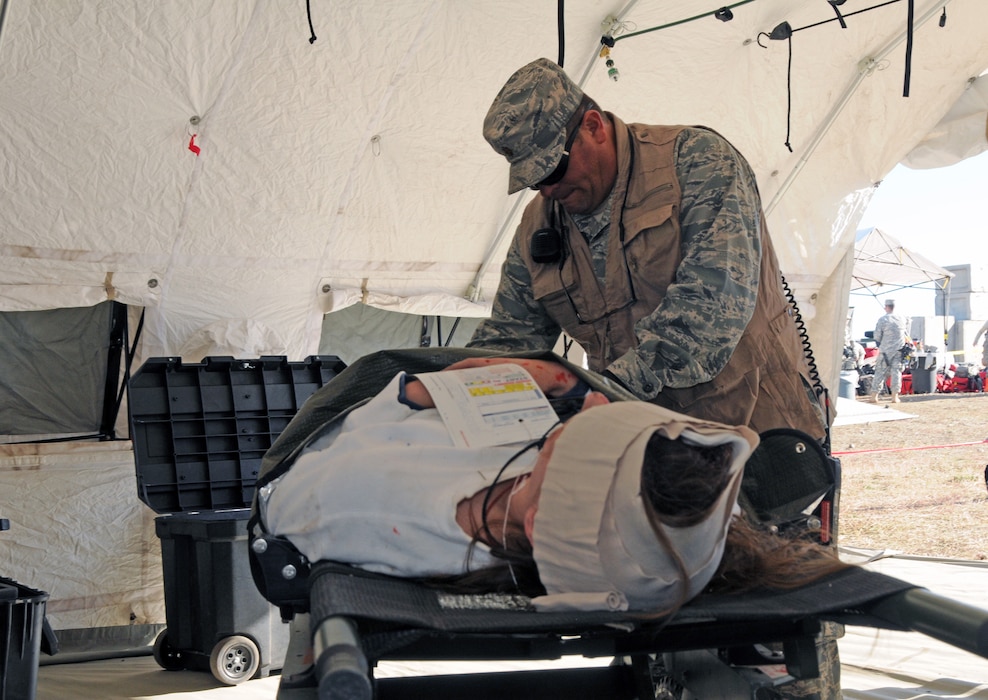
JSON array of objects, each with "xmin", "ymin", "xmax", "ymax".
[
  {"xmin": 318, "ymin": 304, "xmax": 483, "ymax": 366},
  {"xmin": 0, "ymin": 302, "xmax": 127, "ymax": 441}
]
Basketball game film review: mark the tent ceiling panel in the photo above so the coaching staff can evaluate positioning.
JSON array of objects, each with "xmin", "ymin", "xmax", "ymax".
[
  {"xmin": 903, "ymin": 72, "xmax": 988, "ymax": 168},
  {"xmin": 1, "ymin": 1, "xmax": 987, "ymax": 361}
]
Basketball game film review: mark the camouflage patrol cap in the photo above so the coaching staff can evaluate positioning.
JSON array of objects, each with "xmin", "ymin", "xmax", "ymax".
[{"xmin": 483, "ymin": 58, "xmax": 584, "ymax": 194}]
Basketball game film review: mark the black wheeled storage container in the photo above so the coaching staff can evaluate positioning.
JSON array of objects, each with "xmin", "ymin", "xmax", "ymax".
[
  {"xmin": 1, "ymin": 577, "xmax": 47, "ymax": 700},
  {"xmin": 129, "ymin": 354, "xmax": 346, "ymax": 685}
]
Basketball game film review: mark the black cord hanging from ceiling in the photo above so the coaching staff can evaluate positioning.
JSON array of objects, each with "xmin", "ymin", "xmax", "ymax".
[
  {"xmin": 903, "ymin": 0, "xmax": 914, "ymax": 96},
  {"xmin": 767, "ymin": 0, "xmax": 920, "ymax": 99},
  {"xmin": 754, "ymin": 0, "xmax": 932, "ymax": 148},
  {"xmin": 306, "ymin": 0, "xmax": 318, "ymax": 44},
  {"xmin": 557, "ymin": 0, "xmax": 566, "ymax": 67},
  {"xmin": 783, "ymin": 33, "xmax": 794, "ymax": 153},
  {"xmin": 829, "ymin": 0, "xmax": 849, "ymax": 29},
  {"xmin": 606, "ymin": 0, "xmax": 933, "ymax": 151}
]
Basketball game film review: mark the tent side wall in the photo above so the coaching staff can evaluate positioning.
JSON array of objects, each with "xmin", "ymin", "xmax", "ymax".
[{"xmin": 0, "ymin": 441, "xmax": 165, "ymax": 651}]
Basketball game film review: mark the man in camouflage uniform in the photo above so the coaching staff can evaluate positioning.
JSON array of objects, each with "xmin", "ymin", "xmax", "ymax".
[
  {"xmin": 469, "ymin": 58, "xmax": 829, "ymax": 440},
  {"xmin": 469, "ymin": 58, "xmax": 840, "ymax": 699},
  {"xmin": 870, "ymin": 299, "xmax": 911, "ymax": 404}
]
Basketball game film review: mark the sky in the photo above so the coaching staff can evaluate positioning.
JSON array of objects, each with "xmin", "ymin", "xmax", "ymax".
[{"xmin": 849, "ymin": 148, "xmax": 988, "ymax": 340}]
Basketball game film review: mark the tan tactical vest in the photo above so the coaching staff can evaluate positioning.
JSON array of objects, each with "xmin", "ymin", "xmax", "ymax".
[{"xmin": 517, "ymin": 120, "xmax": 828, "ymax": 438}]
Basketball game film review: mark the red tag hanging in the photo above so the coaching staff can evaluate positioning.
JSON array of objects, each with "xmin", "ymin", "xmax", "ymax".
[{"xmin": 188, "ymin": 134, "xmax": 201, "ymax": 156}]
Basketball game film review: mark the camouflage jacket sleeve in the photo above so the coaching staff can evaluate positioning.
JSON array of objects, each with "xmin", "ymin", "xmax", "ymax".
[
  {"xmin": 607, "ymin": 128, "xmax": 761, "ymax": 397},
  {"xmin": 466, "ymin": 232, "xmax": 562, "ymax": 353},
  {"xmin": 873, "ymin": 316, "xmax": 887, "ymax": 348}
]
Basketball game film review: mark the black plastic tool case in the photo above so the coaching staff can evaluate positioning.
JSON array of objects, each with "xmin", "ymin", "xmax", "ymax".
[
  {"xmin": 128, "ymin": 355, "xmax": 346, "ymax": 685},
  {"xmin": 0, "ymin": 577, "xmax": 49, "ymax": 700}
]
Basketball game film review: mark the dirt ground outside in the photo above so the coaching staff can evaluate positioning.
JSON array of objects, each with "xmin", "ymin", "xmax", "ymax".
[{"xmin": 831, "ymin": 391, "xmax": 988, "ymax": 560}]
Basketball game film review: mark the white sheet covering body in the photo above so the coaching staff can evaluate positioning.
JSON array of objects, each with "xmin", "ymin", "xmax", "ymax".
[{"xmin": 262, "ymin": 373, "xmax": 537, "ymax": 577}]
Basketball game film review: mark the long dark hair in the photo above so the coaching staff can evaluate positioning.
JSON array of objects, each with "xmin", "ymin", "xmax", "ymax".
[
  {"xmin": 709, "ymin": 515, "xmax": 848, "ymax": 594},
  {"xmin": 641, "ymin": 433, "xmax": 737, "ymax": 526},
  {"xmin": 634, "ymin": 434, "xmax": 738, "ymax": 618},
  {"xmin": 639, "ymin": 435, "xmax": 847, "ymax": 614}
]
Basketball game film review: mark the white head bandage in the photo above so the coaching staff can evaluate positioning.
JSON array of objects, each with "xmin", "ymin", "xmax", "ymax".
[{"xmin": 531, "ymin": 402, "xmax": 758, "ymax": 612}]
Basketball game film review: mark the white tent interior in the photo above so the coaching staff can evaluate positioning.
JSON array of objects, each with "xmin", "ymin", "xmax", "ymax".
[{"xmin": 2, "ymin": 0, "xmax": 988, "ymax": 695}]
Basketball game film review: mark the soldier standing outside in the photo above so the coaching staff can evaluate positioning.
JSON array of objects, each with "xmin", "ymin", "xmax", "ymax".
[{"xmin": 870, "ymin": 299, "xmax": 911, "ymax": 403}]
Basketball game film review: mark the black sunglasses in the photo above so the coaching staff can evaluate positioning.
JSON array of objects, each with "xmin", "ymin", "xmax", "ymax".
[{"xmin": 529, "ymin": 110, "xmax": 584, "ymax": 191}]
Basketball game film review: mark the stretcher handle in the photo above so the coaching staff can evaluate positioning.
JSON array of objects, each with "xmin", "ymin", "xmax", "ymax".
[
  {"xmin": 867, "ymin": 588, "xmax": 988, "ymax": 659},
  {"xmin": 314, "ymin": 615, "xmax": 373, "ymax": 700}
]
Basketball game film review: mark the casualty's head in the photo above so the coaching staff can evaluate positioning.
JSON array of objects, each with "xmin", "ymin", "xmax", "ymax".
[
  {"xmin": 525, "ymin": 402, "xmax": 757, "ymax": 613},
  {"xmin": 483, "ymin": 58, "xmax": 616, "ymax": 212}
]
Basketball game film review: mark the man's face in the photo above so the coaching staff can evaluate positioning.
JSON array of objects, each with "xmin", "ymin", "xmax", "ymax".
[{"xmin": 532, "ymin": 113, "xmax": 616, "ymax": 215}]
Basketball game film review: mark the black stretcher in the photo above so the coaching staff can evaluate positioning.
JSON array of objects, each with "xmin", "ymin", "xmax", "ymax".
[
  {"xmin": 255, "ymin": 550, "xmax": 988, "ymax": 700},
  {"xmin": 245, "ymin": 348, "xmax": 988, "ymax": 699}
]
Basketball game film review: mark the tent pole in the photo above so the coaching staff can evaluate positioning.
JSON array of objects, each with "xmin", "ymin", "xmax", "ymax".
[
  {"xmin": 468, "ymin": 195, "xmax": 530, "ymax": 302},
  {"xmin": 942, "ymin": 278, "xmax": 950, "ymax": 358},
  {"xmin": 0, "ymin": 0, "xmax": 9, "ymax": 54},
  {"xmin": 98, "ymin": 302, "xmax": 129, "ymax": 440}
]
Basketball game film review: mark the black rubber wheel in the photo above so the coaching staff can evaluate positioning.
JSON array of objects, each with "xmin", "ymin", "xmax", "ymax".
[{"xmin": 152, "ymin": 629, "xmax": 185, "ymax": 671}]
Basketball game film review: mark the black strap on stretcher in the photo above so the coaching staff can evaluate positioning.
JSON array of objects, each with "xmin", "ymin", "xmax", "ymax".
[{"xmin": 304, "ymin": 560, "xmax": 988, "ymax": 699}]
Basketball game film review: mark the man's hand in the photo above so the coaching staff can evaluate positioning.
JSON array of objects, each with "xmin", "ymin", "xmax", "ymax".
[{"xmin": 444, "ymin": 357, "xmax": 580, "ymax": 397}]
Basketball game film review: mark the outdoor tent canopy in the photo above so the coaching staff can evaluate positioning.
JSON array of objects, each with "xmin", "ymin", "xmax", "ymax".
[
  {"xmin": 851, "ymin": 227, "xmax": 955, "ymax": 295},
  {"xmin": 2, "ymin": 0, "xmax": 988, "ymax": 650}
]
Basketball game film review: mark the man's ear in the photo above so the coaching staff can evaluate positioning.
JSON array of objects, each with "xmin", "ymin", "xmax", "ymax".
[
  {"xmin": 584, "ymin": 110, "xmax": 607, "ymax": 142},
  {"xmin": 524, "ymin": 504, "xmax": 538, "ymax": 543}
]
